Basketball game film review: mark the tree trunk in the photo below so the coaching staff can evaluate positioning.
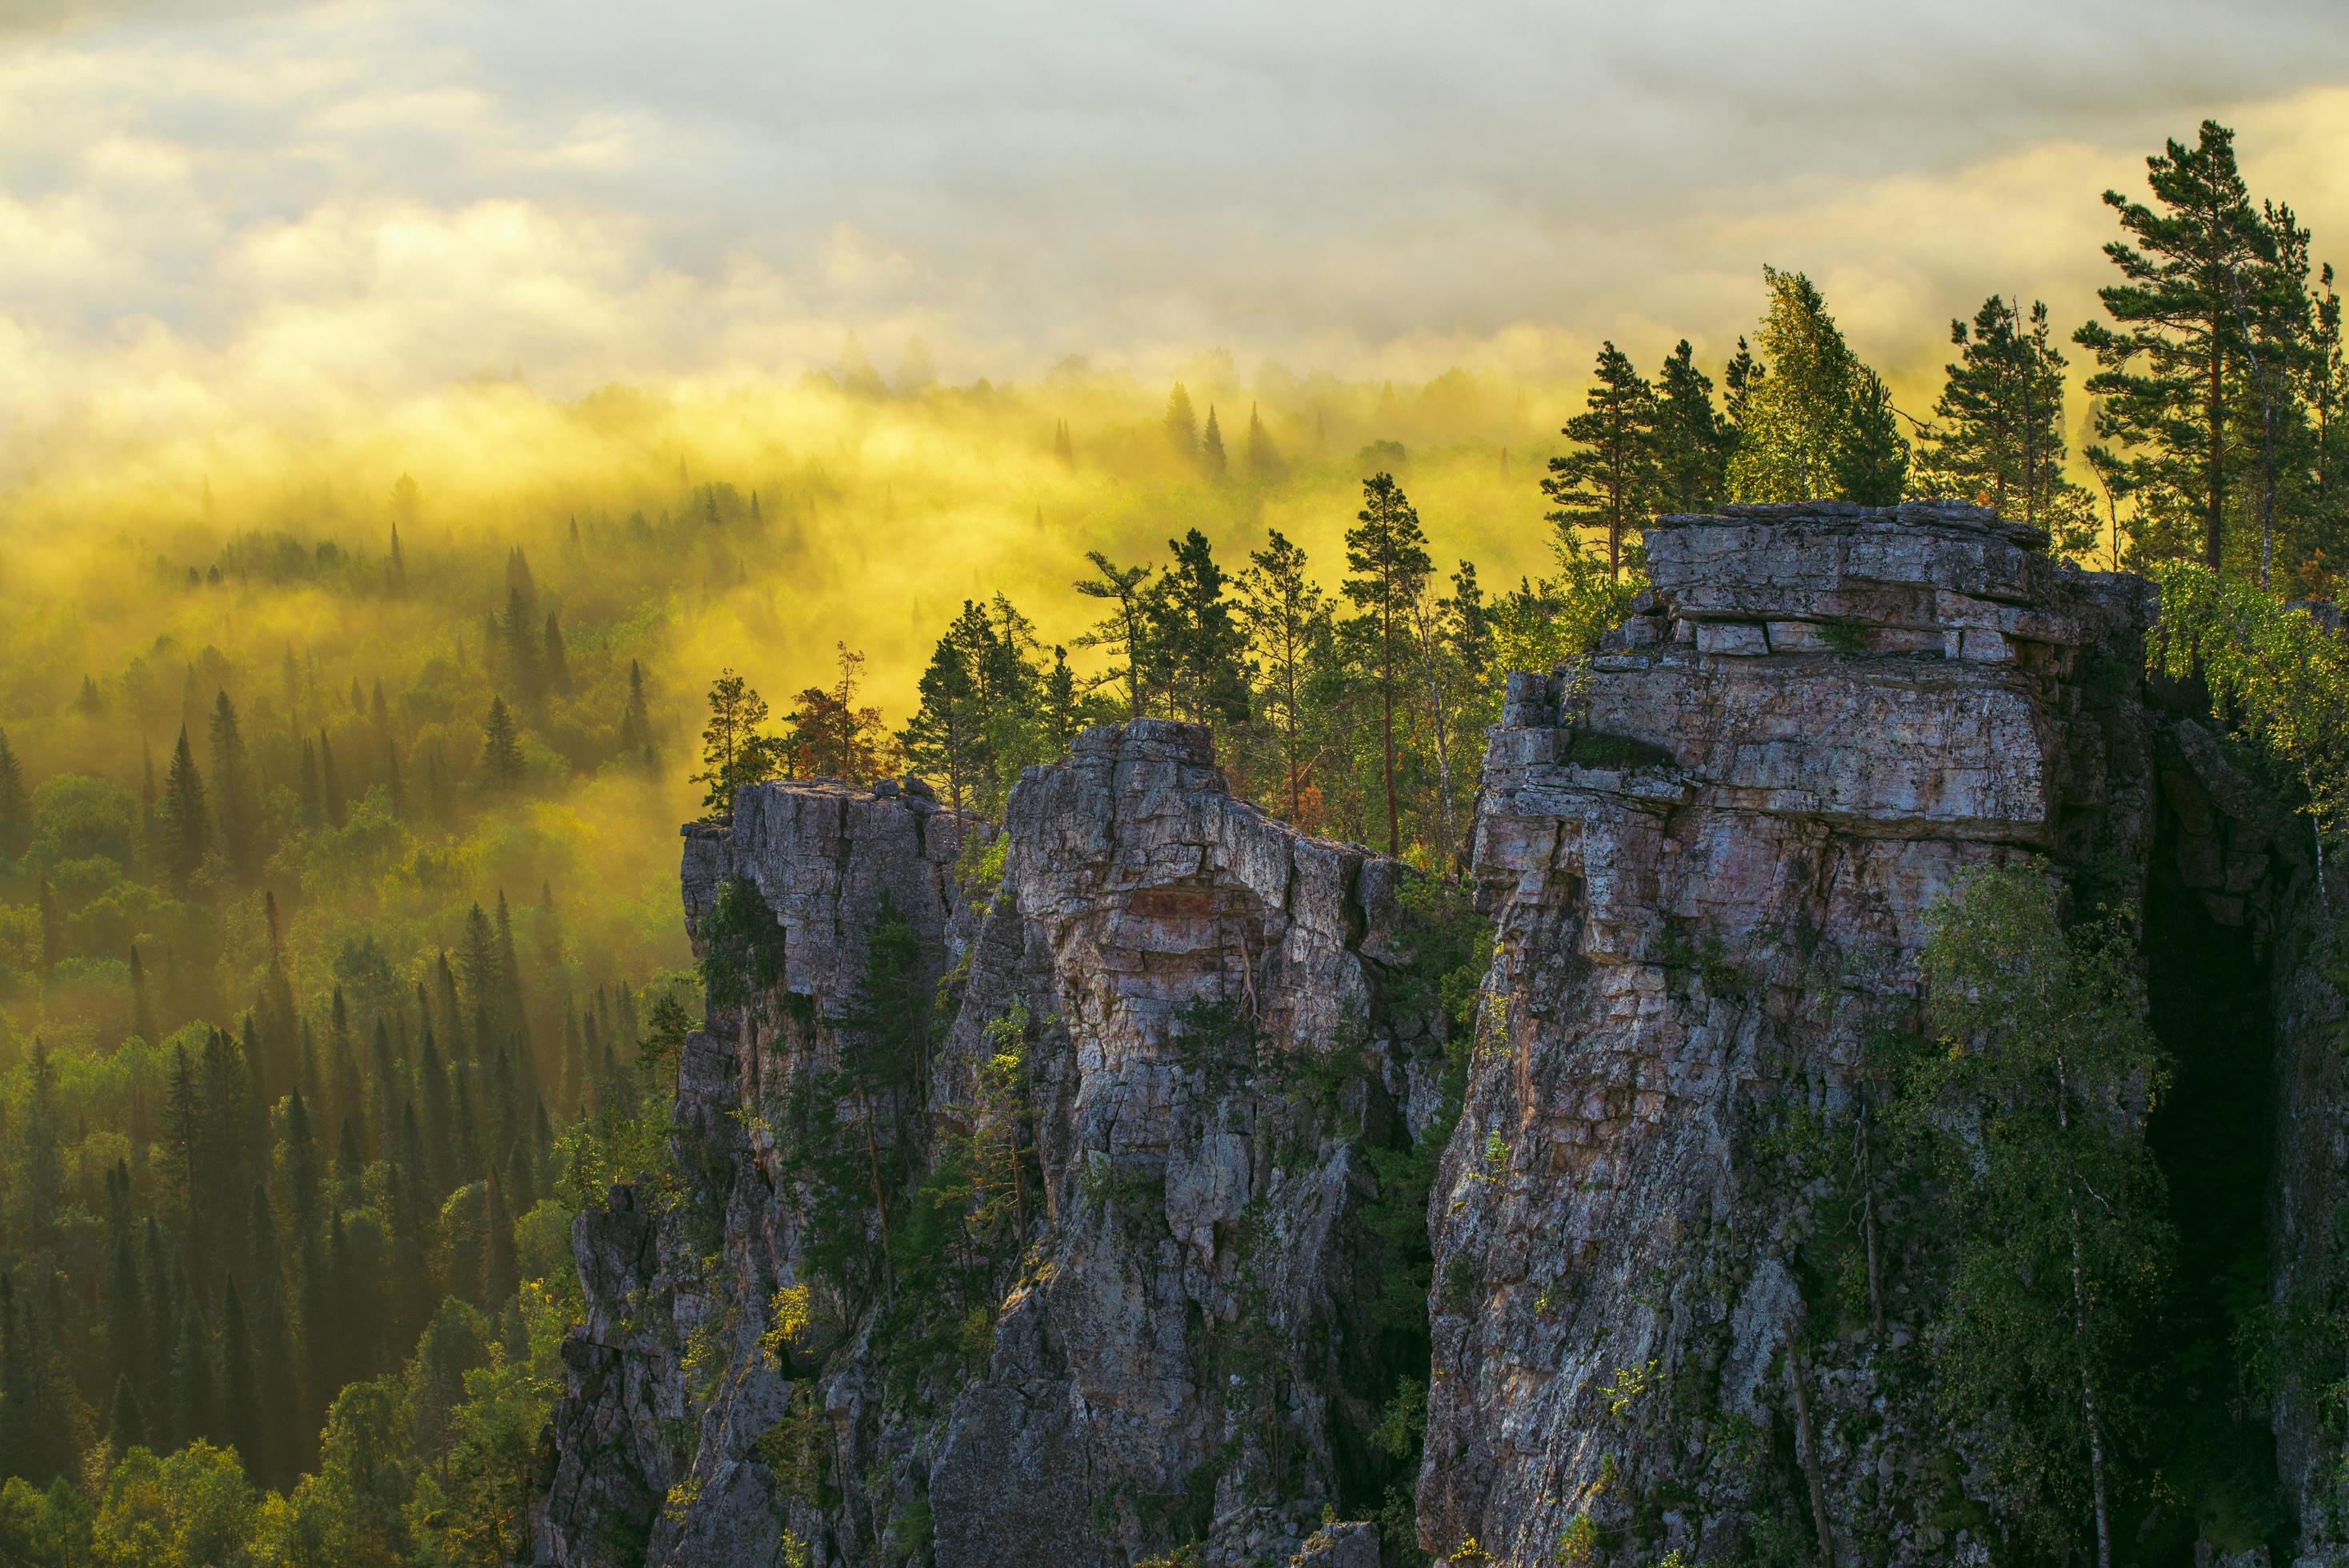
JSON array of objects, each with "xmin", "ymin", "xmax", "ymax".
[
  {"xmin": 2055, "ymin": 1056, "xmax": 2114, "ymax": 1568},
  {"xmin": 2207, "ymin": 330, "xmax": 2226, "ymax": 572},
  {"xmin": 1380, "ymin": 614, "xmax": 1399, "ymax": 858},
  {"xmin": 1787, "ymin": 1340, "xmax": 1838, "ymax": 1568},
  {"xmin": 856, "ymin": 1086, "xmax": 895, "ymax": 1307}
]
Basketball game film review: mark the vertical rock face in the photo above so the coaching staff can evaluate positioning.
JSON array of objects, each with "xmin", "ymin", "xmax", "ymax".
[
  {"xmin": 541, "ymin": 502, "xmax": 2343, "ymax": 1566},
  {"xmin": 538, "ymin": 723, "xmax": 1456, "ymax": 1567},
  {"xmin": 1421, "ymin": 502, "xmax": 2159, "ymax": 1563}
]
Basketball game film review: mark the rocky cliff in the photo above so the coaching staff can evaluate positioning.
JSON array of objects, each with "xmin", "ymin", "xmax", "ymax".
[
  {"xmin": 538, "ymin": 502, "xmax": 2342, "ymax": 1568},
  {"xmin": 536, "ymin": 724, "xmax": 1459, "ymax": 1567}
]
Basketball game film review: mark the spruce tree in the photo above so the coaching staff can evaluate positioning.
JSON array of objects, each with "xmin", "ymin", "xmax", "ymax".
[
  {"xmin": 1343, "ymin": 474, "xmax": 1433, "ymax": 858},
  {"xmin": 1922, "ymin": 297, "xmax": 2084, "ymax": 530},
  {"xmin": 1200, "ymin": 405, "xmax": 1228, "ymax": 478},
  {"xmin": 319, "ymin": 729, "xmax": 346, "ymax": 826},
  {"xmin": 107, "ymin": 1374, "xmax": 148, "ymax": 1457},
  {"xmin": 1836, "ymin": 366, "xmax": 1911, "ymax": 506},
  {"xmin": 1244, "ymin": 402, "xmax": 1279, "ymax": 477},
  {"xmin": 220, "ymin": 1271, "xmax": 264, "ymax": 1476},
  {"xmin": 902, "ymin": 635, "xmax": 982, "ymax": 814},
  {"xmin": 1653, "ymin": 340, "xmax": 1733, "ymax": 514},
  {"xmin": 542, "ymin": 609, "xmax": 572, "ymax": 695},
  {"xmin": 170, "ymin": 1297, "xmax": 216, "ymax": 1449},
  {"xmin": 1165, "ymin": 383, "xmax": 1199, "ymax": 465},
  {"xmin": 618, "ymin": 658, "xmax": 654, "ymax": 758},
  {"xmin": 207, "ymin": 690, "xmax": 257, "ymax": 882},
  {"xmin": 483, "ymin": 1174, "xmax": 518, "ymax": 1306},
  {"xmin": 479, "ymin": 697, "xmax": 526, "ymax": 790},
  {"xmin": 1151, "ymin": 530, "xmax": 1251, "ymax": 726},
  {"xmin": 0, "ymin": 728, "xmax": 25, "ymax": 857},
  {"xmin": 159, "ymin": 726, "xmax": 211, "ymax": 891},
  {"xmin": 1545, "ymin": 341, "xmax": 1660, "ymax": 578}
]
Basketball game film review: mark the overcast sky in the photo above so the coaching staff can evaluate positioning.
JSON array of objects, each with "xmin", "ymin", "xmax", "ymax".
[{"xmin": 4, "ymin": 0, "xmax": 2349, "ymax": 442}]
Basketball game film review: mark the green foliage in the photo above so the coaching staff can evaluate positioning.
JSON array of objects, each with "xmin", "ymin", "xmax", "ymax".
[
  {"xmin": 1725, "ymin": 266, "xmax": 1911, "ymax": 506},
  {"xmin": 2149, "ymin": 558, "xmax": 2349, "ymax": 851},
  {"xmin": 1898, "ymin": 864, "xmax": 2173, "ymax": 1559},
  {"xmin": 696, "ymin": 875, "xmax": 784, "ymax": 1015}
]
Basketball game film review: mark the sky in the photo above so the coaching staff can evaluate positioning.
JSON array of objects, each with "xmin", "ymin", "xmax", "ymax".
[{"xmin": 4, "ymin": 0, "xmax": 2349, "ymax": 461}]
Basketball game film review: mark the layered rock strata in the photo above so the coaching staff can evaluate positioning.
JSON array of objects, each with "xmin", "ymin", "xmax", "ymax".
[
  {"xmin": 1419, "ymin": 502, "xmax": 2160, "ymax": 1563},
  {"xmin": 539, "ymin": 500, "xmax": 2343, "ymax": 1567}
]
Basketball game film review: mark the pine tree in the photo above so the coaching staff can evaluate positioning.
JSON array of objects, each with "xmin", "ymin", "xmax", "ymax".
[
  {"xmin": 2076, "ymin": 119, "xmax": 2304, "ymax": 574},
  {"xmin": 1165, "ymin": 383, "xmax": 1200, "ymax": 466},
  {"xmin": 479, "ymin": 697, "xmax": 526, "ymax": 790},
  {"xmin": 1238, "ymin": 530, "xmax": 1332, "ymax": 824},
  {"xmin": 1545, "ymin": 342, "xmax": 1660, "ymax": 578},
  {"xmin": 1727, "ymin": 266, "xmax": 1907, "ymax": 505},
  {"xmin": 159, "ymin": 726, "xmax": 211, "ymax": 892},
  {"xmin": 1200, "ymin": 405, "xmax": 1228, "ymax": 478},
  {"xmin": 1054, "ymin": 417, "xmax": 1074, "ymax": 464},
  {"xmin": 1653, "ymin": 340, "xmax": 1733, "ymax": 514},
  {"xmin": 1343, "ymin": 474, "xmax": 1434, "ymax": 858},
  {"xmin": 690, "ymin": 670, "xmax": 777, "ymax": 818},
  {"xmin": 1075, "ymin": 554, "xmax": 1158, "ymax": 719}
]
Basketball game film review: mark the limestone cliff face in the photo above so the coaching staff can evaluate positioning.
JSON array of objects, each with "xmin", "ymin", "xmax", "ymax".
[
  {"xmin": 538, "ymin": 502, "xmax": 2341, "ymax": 1568},
  {"xmin": 1419, "ymin": 502, "xmax": 2160, "ymax": 1564},
  {"xmin": 537, "ymin": 723, "xmax": 1455, "ymax": 1567}
]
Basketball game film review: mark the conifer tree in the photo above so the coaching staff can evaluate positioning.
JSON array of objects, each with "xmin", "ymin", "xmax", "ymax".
[
  {"xmin": 1653, "ymin": 340, "xmax": 1734, "ymax": 514},
  {"xmin": 1244, "ymin": 402, "xmax": 1280, "ymax": 477},
  {"xmin": 1343, "ymin": 474, "xmax": 1434, "ymax": 858},
  {"xmin": 207, "ymin": 690, "xmax": 258, "ymax": 882},
  {"xmin": 0, "ymin": 728, "xmax": 25, "ymax": 857},
  {"xmin": 542, "ymin": 610, "xmax": 571, "ymax": 695},
  {"xmin": 2077, "ymin": 119, "xmax": 2305, "ymax": 573},
  {"xmin": 319, "ymin": 730, "xmax": 346, "ymax": 827},
  {"xmin": 1546, "ymin": 342, "xmax": 1660, "ymax": 578},
  {"xmin": 902, "ymin": 634, "xmax": 983, "ymax": 814},
  {"xmin": 220, "ymin": 1272, "xmax": 263, "ymax": 1476},
  {"xmin": 690, "ymin": 670, "xmax": 779, "ymax": 817},
  {"xmin": 479, "ymin": 698, "xmax": 526, "ymax": 791},
  {"xmin": 159, "ymin": 727, "xmax": 211, "ymax": 892},
  {"xmin": 107, "ymin": 1374, "xmax": 147, "ymax": 1457},
  {"xmin": 130, "ymin": 944, "xmax": 158, "ymax": 1043},
  {"xmin": 1165, "ymin": 383, "xmax": 1199, "ymax": 465},
  {"xmin": 1151, "ymin": 529, "xmax": 1251, "ymax": 726},
  {"xmin": 1921, "ymin": 297, "xmax": 2085, "ymax": 531},
  {"xmin": 1200, "ymin": 405, "xmax": 1228, "ymax": 478},
  {"xmin": 1075, "ymin": 554, "xmax": 1158, "ymax": 719},
  {"xmin": 618, "ymin": 658, "xmax": 654, "ymax": 759},
  {"xmin": 1238, "ymin": 530, "xmax": 1331, "ymax": 824},
  {"xmin": 1837, "ymin": 366, "xmax": 1911, "ymax": 506},
  {"xmin": 170, "ymin": 1298, "xmax": 215, "ymax": 1450}
]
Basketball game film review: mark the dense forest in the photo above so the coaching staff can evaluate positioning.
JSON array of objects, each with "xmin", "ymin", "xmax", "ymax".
[{"xmin": 0, "ymin": 114, "xmax": 2343, "ymax": 1565}]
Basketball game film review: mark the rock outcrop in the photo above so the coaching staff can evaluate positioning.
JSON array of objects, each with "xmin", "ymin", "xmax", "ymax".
[
  {"xmin": 540, "ymin": 501, "xmax": 2343, "ymax": 1567},
  {"xmin": 538, "ymin": 723, "xmax": 1460, "ymax": 1566},
  {"xmin": 1415, "ymin": 502, "xmax": 2159, "ymax": 1563}
]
